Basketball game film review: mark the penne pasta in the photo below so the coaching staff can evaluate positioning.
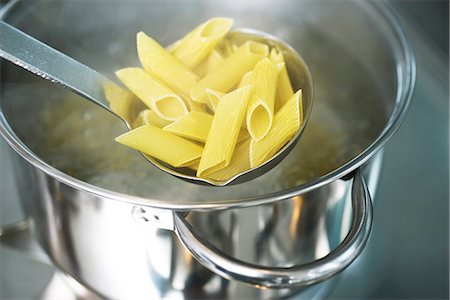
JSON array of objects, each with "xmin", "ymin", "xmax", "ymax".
[
  {"xmin": 197, "ymin": 86, "xmax": 252, "ymax": 177},
  {"xmin": 237, "ymin": 128, "xmax": 250, "ymax": 143},
  {"xmin": 250, "ymin": 90, "xmax": 303, "ymax": 167},
  {"xmin": 205, "ymin": 89, "xmax": 225, "ymax": 113},
  {"xmin": 132, "ymin": 109, "xmax": 172, "ymax": 129},
  {"xmin": 187, "ymin": 98, "xmax": 210, "ymax": 113},
  {"xmin": 103, "ymin": 81, "xmax": 144, "ymax": 125},
  {"xmin": 207, "ymin": 139, "xmax": 250, "ymax": 181},
  {"xmin": 163, "ymin": 111, "xmax": 213, "ymax": 143},
  {"xmin": 116, "ymin": 125, "xmax": 203, "ymax": 168},
  {"xmin": 238, "ymin": 71, "xmax": 253, "ymax": 88},
  {"xmin": 217, "ymin": 39, "xmax": 237, "ymax": 57},
  {"xmin": 193, "ymin": 50, "xmax": 225, "ymax": 77},
  {"xmin": 246, "ymin": 58, "xmax": 280, "ymax": 141},
  {"xmin": 115, "ymin": 68, "xmax": 188, "ymax": 121},
  {"xmin": 190, "ymin": 41, "xmax": 269, "ymax": 103},
  {"xmin": 137, "ymin": 32, "xmax": 198, "ymax": 97},
  {"xmin": 187, "ymin": 161, "xmax": 200, "ymax": 171},
  {"xmin": 270, "ymin": 48, "xmax": 294, "ymax": 111},
  {"xmin": 166, "ymin": 38, "xmax": 183, "ymax": 53},
  {"xmin": 161, "ymin": 110, "xmax": 248, "ymax": 144},
  {"xmin": 205, "ymin": 88, "xmax": 249, "ymax": 129},
  {"xmin": 172, "ymin": 18, "xmax": 233, "ymax": 68},
  {"xmin": 112, "ymin": 19, "xmax": 307, "ymax": 181}
]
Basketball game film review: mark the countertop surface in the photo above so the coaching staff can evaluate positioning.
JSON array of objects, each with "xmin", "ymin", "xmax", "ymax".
[{"xmin": 1, "ymin": 1, "xmax": 448, "ymax": 299}]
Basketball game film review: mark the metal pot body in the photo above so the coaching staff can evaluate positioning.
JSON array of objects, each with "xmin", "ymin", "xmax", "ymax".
[
  {"xmin": 9, "ymin": 146, "xmax": 382, "ymax": 299},
  {"xmin": 0, "ymin": 0, "xmax": 414, "ymax": 299}
]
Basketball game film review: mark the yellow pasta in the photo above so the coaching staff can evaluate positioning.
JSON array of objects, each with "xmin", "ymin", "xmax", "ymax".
[
  {"xmin": 166, "ymin": 38, "xmax": 183, "ymax": 53},
  {"xmin": 116, "ymin": 125, "xmax": 203, "ymax": 168},
  {"xmin": 237, "ymin": 128, "xmax": 249, "ymax": 142},
  {"xmin": 172, "ymin": 18, "xmax": 233, "ymax": 68},
  {"xmin": 187, "ymin": 161, "xmax": 200, "ymax": 171},
  {"xmin": 250, "ymin": 90, "xmax": 303, "ymax": 167},
  {"xmin": 187, "ymin": 98, "xmax": 210, "ymax": 113},
  {"xmin": 193, "ymin": 50, "xmax": 224, "ymax": 77},
  {"xmin": 205, "ymin": 89, "xmax": 225, "ymax": 113},
  {"xmin": 163, "ymin": 111, "xmax": 213, "ymax": 143},
  {"xmin": 238, "ymin": 71, "xmax": 253, "ymax": 88},
  {"xmin": 166, "ymin": 26, "xmax": 199, "ymax": 54},
  {"xmin": 137, "ymin": 32, "xmax": 198, "ymax": 97},
  {"xmin": 217, "ymin": 39, "xmax": 238, "ymax": 57},
  {"xmin": 112, "ymin": 19, "xmax": 307, "ymax": 181},
  {"xmin": 270, "ymin": 48, "xmax": 294, "ymax": 111},
  {"xmin": 197, "ymin": 86, "xmax": 252, "ymax": 177},
  {"xmin": 161, "ymin": 110, "xmax": 248, "ymax": 144},
  {"xmin": 103, "ymin": 81, "xmax": 144, "ymax": 125},
  {"xmin": 115, "ymin": 68, "xmax": 188, "ymax": 121},
  {"xmin": 207, "ymin": 139, "xmax": 250, "ymax": 181},
  {"xmin": 246, "ymin": 58, "xmax": 280, "ymax": 141},
  {"xmin": 238, "ymin": 128, "xmax": 250, "ymax": 143},
  {"xmin": 132, "ymin": 109, "xmax": 171, "ymax": 129},
  {"xmin": 190, "ymin": 41, "xmax": 269, "ymax": 103}
]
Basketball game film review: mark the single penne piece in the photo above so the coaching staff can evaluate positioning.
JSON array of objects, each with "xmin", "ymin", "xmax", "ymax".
[
  {"xmin": 194, "ymin": 50, "xmax": 225, "ymax": 77},
  {"xmin": 137, "ymin": 32, "xmax": 198, "ymax": 97},
  {"xmin": 207, "ymin": 138, "xmax": 250, "ymax": 181},
  {"xmin": 270, "ymin": 48, "xmax": 294, "ymax": 111},
  {"xmin": 163, "ymin": 111, "xmax": 213, "ymax": 143},
  {"xmin": 103, "ymin": 81, "xmax": 144, "ymax": 125},
  {"xmin": 238, "ymin": 71, "xmax": 253, "ymax": 88},
  {"xmin": 205, "ymin": 89, "xmax": 225, "ymax": 113},
  {"xmin": 190, "ymin": 41, "xmax": 269, "ymax": 103},
  {"xmin": 172, "ymin": 18, "xmax": 233, "ymax": 68},
  {"xmin": 246, "ymin": 58, "xmax": 280, "ymax": 141},
  {"xmin": 132, "ymin": 109, "xmax": 172, "ymax": 129},
  {"xmin": 115, "ymin": 125, "xmax": 203, "ymax": 168},
  {"xmin": 116, "ymin": 68, "xmax": 188, "ymax": 121},
  {"xmin": 250, "ymin": 90, "xmax": 303, "ymax": 167},
  {"xmin": 197, "ymin": 86, "xmax": 252, "ymax": 177}
]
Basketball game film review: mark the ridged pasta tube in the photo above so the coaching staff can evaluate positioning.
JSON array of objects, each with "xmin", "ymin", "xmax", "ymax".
[
  {"xmin": 197, "ymin": 86, "xmax": 252, "ymax": 177},
  {"xmin": 190, "ymin": 41, "xmax": 269, "ymax": 103},
  {"xmin": 207, "ymin": 139, "xmax": 251, "ymax": 181},
  {"xmin": 116, "ymin": 125, "xmax": 203, "ymax": 168},
  {"xmin": 163, "ymin": 112, "xmax": 213, "ymax": 143},
  {"xmin": 137, "ymin": 32, "xmax": 198, "ymax": 97},
  {"xmin": 172, "ymin": 18, "xmax": 233, "ymax": 68},
  {"xmin": 246, "ymin": 58, "xmax": 280, "ymax": 141},
  {"xmin": 116, "ymin": 68, "xmax": 188, "ymax": 121},
  {"xmin": 250, "ymin": 90, "xmax": 303, "ymax": 167},
  {"xmin": 270, "ymin": 48, "xmax": 294, "ymax": 111}
]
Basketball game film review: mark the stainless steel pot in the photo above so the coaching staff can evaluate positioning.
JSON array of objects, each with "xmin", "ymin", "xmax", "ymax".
[{"xmin": 0, "ymin": 1, "xmax": 414, "ymax": 299}]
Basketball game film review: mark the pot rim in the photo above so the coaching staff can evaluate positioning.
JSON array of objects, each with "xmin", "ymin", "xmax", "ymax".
[{"xmin": 0, "ymin": 0, "xmax": 415, "ymax": 211}]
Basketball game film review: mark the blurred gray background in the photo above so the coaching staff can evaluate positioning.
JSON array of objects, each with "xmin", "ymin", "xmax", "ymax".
[{"xmin": 1, "ymin": 0, "xmax": 448, "ymax": 299}]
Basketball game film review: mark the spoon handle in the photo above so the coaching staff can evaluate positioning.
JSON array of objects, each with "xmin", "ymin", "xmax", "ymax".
[{"xmin": 0, "ymin": 21, "xmax": 112, "ymax": 110}]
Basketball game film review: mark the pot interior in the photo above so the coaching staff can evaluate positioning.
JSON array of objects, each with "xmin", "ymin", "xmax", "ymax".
[{"xmin": 1, "ymin": 0, "xmax": 402, "ymax": 204}]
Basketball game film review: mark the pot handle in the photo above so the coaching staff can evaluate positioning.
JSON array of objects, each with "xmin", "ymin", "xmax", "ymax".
[{"xmin": 173, "ymin": 169, "xmax": 372, "ymax": 288}]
